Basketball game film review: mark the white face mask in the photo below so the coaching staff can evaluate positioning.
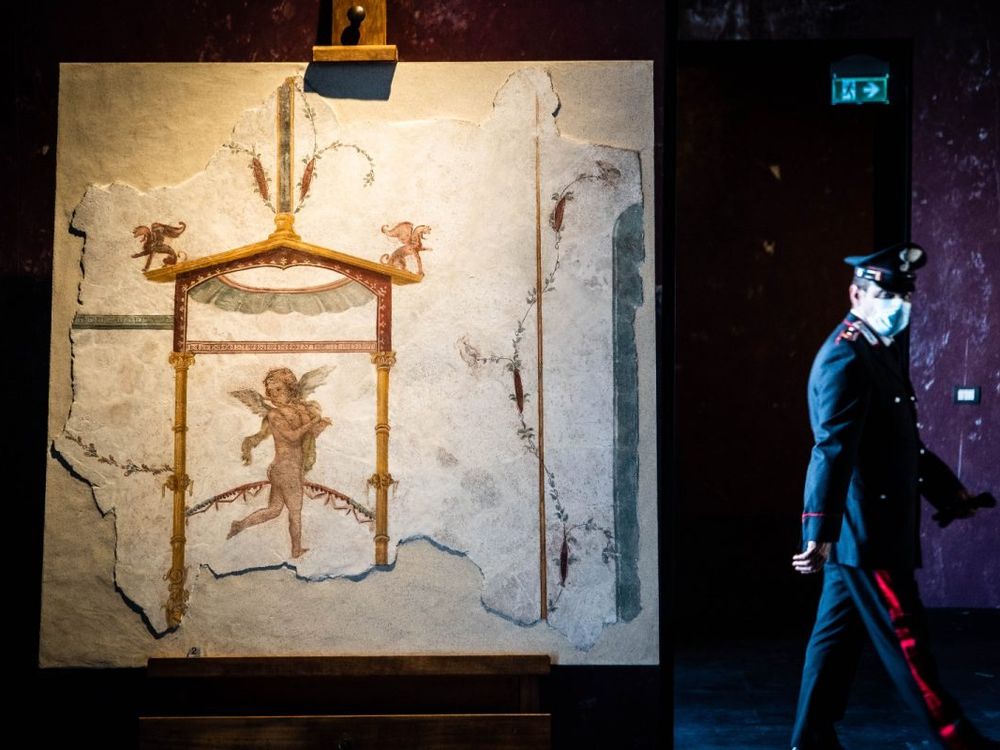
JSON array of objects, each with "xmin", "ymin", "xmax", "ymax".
[{"xmin": 865, "ymin": 296, "xmax": 911, "ymax": 337}]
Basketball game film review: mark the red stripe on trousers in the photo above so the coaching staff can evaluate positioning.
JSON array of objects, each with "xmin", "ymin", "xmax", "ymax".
[{"xmin": 873, "ymin": 570, "xmax": 965, "ymax": 748}]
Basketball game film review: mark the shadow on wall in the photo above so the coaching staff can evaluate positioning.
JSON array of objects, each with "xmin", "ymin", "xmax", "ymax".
[{"xmin": 304, "ymin": 63, "xmax": 397, "ymax": 101}]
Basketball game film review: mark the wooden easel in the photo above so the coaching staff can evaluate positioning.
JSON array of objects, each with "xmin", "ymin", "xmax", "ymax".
[{"xmin": 142, "ymin": 9, "xmax": 553, "ymax": 749}]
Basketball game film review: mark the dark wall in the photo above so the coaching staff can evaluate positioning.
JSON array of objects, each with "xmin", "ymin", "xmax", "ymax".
[
  {"xmin": 11, "ymin": 3, "xmax": 666, "ymax": 748},
  {"xmin": 678, "ymin": 0, "xmax": 1000, "ymax": 608},
  {"xmin": 674, "ymin": 40, "xmax": 907, "ymax": 637}
]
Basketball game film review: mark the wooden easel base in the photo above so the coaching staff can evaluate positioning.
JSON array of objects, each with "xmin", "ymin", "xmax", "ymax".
[{"xmin": 140, "ymin": 655, "xmax": 551, "ymax": 749}]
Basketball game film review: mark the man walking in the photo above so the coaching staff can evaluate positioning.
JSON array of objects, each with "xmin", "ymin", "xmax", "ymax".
[{"xmin": 790, "ymin": 243, "xmax": 997, "ymax": 750}]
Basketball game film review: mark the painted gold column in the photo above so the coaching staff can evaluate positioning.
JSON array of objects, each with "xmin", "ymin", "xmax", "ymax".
[
  {"xmin": 165, "ymin": 351, "xmax": 195, "ymax": 628},
  {"xmin": 369, "ymin": 351, "xmax": 396, "ymax": 565}
]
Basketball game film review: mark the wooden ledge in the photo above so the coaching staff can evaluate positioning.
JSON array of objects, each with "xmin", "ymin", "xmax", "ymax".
[
  {"xmin": 312, "ymin": 45, "xmax": 398, "ymax": 62},
  {"xmin": 147, "ymin": 654, "xmax": 551, "ymax": 679}
]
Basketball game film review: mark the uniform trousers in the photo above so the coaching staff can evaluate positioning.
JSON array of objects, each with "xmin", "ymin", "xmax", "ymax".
[{"xmin": 791, "ymin": 562, "xmax": 980, "ymax": 750}]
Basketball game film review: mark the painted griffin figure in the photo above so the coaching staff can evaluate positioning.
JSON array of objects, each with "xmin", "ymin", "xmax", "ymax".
[
  {"xmin": 131, "ymin": 221, "xmax": 187, "ymax": 271},
  {"xmin": 380, "ymin": 221, "xmax": 432, "ymax": 276}
]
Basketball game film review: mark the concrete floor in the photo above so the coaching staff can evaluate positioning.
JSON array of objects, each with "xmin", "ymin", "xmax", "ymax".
[{"xmin": 675, "ymin": 610, "xmax": 1000, "ymax": 750}]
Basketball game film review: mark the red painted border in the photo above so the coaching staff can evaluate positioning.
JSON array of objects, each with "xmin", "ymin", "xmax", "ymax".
[{"xmin": 173, "ymin": 246, "xmax": 392, "ymax": 353}]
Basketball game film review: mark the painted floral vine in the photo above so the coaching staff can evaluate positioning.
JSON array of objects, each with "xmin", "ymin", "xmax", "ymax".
[
  {"xmin": 458, "ymin": 160, "xmax": 622, "ymax": 611},
  {"xmin": 294, "ymin": 79, "xmax": 375, "ymax": 213},
  {"xmin": 63, "ymin": 432, "xmax": 172, "ymax": 478},
  {"xmin": 222, "ymin": 78, "xmax": 376, "ymax": 214}
]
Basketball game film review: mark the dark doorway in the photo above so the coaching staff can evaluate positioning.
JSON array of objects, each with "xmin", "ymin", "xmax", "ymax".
[{"xmin": 674, "ymin": 40, "xmax": 912, "ymax": 640}]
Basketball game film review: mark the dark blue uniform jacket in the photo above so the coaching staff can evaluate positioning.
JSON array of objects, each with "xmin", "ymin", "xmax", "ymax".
[{"xmin": 801, "ymin": 313, "xmax": 963, "ymax": 569}]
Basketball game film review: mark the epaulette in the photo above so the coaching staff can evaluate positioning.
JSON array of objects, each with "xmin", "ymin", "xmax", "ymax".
[
  {"xmin": 835, "ymin": 318, "xmax": 879, "ymax": 346},
  {"xmin": 835, "ymin": 320, "xmax": 861, "ymax": 344}
]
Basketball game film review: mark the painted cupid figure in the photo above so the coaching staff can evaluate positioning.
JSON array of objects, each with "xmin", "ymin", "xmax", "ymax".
[{"xmin": 228, "ymin": 366, "xmax": 333, "ymax": 557}]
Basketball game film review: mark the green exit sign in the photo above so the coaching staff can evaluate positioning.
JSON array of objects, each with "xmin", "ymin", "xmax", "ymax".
[{"xmin": 832, "ymin": 75, "xmax": 889, "ymax": 105}]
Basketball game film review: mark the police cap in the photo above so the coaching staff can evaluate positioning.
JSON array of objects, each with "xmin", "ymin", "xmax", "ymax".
[{"xmin": 844, "ymin": 242, "xmax": 927, "ymax": 294}]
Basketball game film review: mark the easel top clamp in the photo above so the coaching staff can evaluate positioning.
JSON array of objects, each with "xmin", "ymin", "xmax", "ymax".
[{"xmin": 313, "ymin": 1, "xmax": 398, "ymax": 62}]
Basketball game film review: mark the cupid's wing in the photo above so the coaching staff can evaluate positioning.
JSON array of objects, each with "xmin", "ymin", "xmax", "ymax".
[
  {"xmin": 230, "ymin": 389, "xmax": 271, "ymax": 417},
  {"xmin": 297, "ymin": 365, "xmax": 335, "ymax": 398}
]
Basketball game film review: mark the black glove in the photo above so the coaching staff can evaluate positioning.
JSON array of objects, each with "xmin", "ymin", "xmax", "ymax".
[{"xmin": 932, "ymin": 492, "xmax": 997, "ymax": 528}]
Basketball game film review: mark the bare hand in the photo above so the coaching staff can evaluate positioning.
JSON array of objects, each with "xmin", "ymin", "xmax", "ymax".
[
  {"xmin": 792, "ymin": 541, "xmax": 831, "ymax": 574},
  {"xmin": 310, "ymin": 417, "xmax": 332, "ymax": 436}
]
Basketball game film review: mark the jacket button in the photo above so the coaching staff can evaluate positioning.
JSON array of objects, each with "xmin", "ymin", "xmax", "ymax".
[
  {"xmin": 920, "ymin": 448, "xmax": 926, "ymax": 455},
  {"xmin": 880, "ymin": 493, "xmax": 887, "ymax": 499},
  {"xmin": 910, "ymin": 396, "xmax": 917, "ymax": 401},
  {"xmin": 894, "ymin": 396, "xmax": 902, "ymax": 403},
  {"xmin": 919, "ymin": 477, "xmax": 924, "ymax": 483}
]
